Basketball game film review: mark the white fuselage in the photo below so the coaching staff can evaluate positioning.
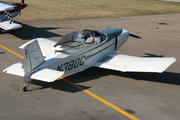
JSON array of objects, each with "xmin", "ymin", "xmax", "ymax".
[{"xmin": 33, "ymin": 29, "xmax": 129, "ymax": 75}]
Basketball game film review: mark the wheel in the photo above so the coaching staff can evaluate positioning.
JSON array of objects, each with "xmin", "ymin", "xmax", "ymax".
[{"xmin": 23, "ymin": 86, "xmax": 27, "ymax": 92}]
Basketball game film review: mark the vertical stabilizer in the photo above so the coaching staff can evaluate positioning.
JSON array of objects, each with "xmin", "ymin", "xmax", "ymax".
[{"xmin": 22, "ymin": 40, "xmax": 44, "ymax": 83}]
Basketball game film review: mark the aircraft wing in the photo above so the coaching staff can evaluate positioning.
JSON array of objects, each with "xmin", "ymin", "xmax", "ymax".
[
  {"xmin": 0, "ymin": 21, "xmax": 23, "ymax": 31},
  {"xmin": 94, "ymin": 53, "xmax": 176, "ymax": 73},
  {"xmin": 0, "ymin": 1, "xmax": 15, "ymax": 11}
]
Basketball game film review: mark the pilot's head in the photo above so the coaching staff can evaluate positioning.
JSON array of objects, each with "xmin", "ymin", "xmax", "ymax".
[{"xmin": 90, "ymin": 31, "xmax": 95, "ymax": 37}]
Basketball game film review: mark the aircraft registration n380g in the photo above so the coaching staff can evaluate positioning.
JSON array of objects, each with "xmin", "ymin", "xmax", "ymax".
[{"xmin": 3, "ymin": 28, "xmax": 177, "ymax": 91}]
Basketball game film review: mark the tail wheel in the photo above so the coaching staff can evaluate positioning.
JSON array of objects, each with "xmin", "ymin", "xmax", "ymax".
[{"xmin": 23, "ymin": 86, "xmax": 27, "ymax": 92}]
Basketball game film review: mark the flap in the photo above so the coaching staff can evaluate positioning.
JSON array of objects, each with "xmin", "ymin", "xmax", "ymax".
[
  {"xmin": 3, "ymin": 63, "xmax": 24, "ymax": 77},
  {"xmin": 31, "ymin": 68, "xmax": 64, "ymax": 82},
  {"xmin": 0, "ymin": 21, "xmax": 22, "ymax": 30},
  {"xmin": 94, "ymin": 53, "xmax": 176, "ymax": 73}
]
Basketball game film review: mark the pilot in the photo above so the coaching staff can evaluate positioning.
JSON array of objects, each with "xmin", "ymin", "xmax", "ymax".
[
  {"xmin": 86, "ymin": 31, "xmax": 100, "ymax": 44},
  {"xmin": 75, "ymin": 33, "xmax": 86, "ymax": 43}
]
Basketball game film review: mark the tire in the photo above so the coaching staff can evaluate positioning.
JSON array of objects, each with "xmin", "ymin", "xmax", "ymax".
[{"xmin": 23, "ymin": 86, "xmax": 27, "ymax": 92}]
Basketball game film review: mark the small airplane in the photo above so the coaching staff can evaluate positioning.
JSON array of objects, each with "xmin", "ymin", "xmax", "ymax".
[
  {"xmin": 3, "ymin": 28, "xmax": 177, "ymax": 92},
  {"xmin": 0, "ymin": 0, "xmax": 27, "ymax": 33}
]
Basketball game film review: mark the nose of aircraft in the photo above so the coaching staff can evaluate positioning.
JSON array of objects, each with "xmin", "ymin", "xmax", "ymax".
[
  {"xmin": 121, "ymin": 29, "xmax": 129, "ymax": 42},
  {"xmin": 21, "ymin": 3, "xmax": 27, "ymax": 9},
  {"xmin": 116, "ymin": 29, "xmax": 129, "ymax": 50}
]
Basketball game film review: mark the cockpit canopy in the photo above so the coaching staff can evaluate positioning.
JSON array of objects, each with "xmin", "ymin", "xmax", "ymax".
[{"xmin": 54, "ymin": 29, "xmax": 106, "ymax": 47}]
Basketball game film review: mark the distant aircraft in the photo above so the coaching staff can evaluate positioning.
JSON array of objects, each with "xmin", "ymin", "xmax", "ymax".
[
  {"xmin": 0, "ymin": 0, "xmax": 27, "ymax": 33},
  {"xmin": 3, "ymin": 28, "xmax": 177, "ymax": 92}
]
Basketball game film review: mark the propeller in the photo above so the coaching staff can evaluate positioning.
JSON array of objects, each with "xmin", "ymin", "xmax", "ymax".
[
  {"xmin": 19, "ymin": 12, "xmax": 21, "ymax": 16},
  {"xmin": 19, "ymin": 0, "xmax": 25, "ymax": 16},
  {"xmin": 107, "ymin": 27, "xmax": 141, "ymax": 39},
  {"xmin": 22, "ymin": 0, "xmax": 25, "ymax": 4},
  {"xmin": 144, "ymin": 53, "xmax": 163, "ymax": 57},
  {"xmin": 129, "ymin": 33, "xmax": 141, "ymax": 39}
]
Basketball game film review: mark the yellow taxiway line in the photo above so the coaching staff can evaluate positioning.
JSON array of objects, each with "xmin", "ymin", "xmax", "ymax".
[
  {"xmin": 0, "ymin": 44, "xmax": 140, "ymax": 120},
  {"xmin": 0, "ymin": 44, "xmax": 24, "ymax": 59}
]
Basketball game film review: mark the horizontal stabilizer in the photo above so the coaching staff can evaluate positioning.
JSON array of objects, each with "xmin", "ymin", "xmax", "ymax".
[
  {"xmin": 3, "ymin": 63, "xmax": 24, "ymax": 77},
  {"xmin": 31, "ymin": 68, "xmax": 64, "ymax": 82},
  {"xmin": 94, "ymin": 53, "xmax": 176, "ymax": 73},
  {"xmin": 0, "ymin": 21, "xmax": 22, "ymax": 30}
]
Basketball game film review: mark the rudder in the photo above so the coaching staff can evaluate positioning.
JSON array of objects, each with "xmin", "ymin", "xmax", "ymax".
[{"xmin": 22, "ymin": 39, "xmax": 44, "ymax": 83}]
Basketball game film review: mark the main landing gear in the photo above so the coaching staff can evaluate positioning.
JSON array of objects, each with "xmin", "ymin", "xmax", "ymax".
[{"xmin": 23, "ymin": 80, "xmax": 33, "ymax": 92}]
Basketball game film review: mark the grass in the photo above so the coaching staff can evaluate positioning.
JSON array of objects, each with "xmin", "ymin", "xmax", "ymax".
[{"xmin": 3, "ymin": 0, "xmax": 180, "ymax": 21}]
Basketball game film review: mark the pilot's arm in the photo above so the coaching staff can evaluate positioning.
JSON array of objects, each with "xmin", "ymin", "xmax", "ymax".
[
  {"xmin": 94, "ymin": 37, "xmax": 100, "ymax": 44},
  {"xmin": 75, "ymin": 37, "xmax": 86, "ymax": 43}
]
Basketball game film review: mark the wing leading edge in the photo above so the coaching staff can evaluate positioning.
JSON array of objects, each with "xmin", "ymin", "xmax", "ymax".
[{"xmin": 94, "ymin": 53, "xmax": 176, "ymax": 73}]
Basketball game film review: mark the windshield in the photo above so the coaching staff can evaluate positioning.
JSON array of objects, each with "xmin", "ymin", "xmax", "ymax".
[{"xmin": 54, "ymin": 30, "xmax": 106, "ymax": 47}]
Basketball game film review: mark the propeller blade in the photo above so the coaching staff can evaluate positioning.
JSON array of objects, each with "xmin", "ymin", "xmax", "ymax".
[
  {"xmin": 21, "ymin": 0, "xmax": 24, "ymax": 4},
  {"xmin": 129, "ymin": 33, "xmax": 141, "ymax": 39},
  {"xmin": 19, "ymin": 11, "xmax": 21, "ymax": 16},
  {"xmin": 107, "ymin": 27, "xmax": 141, "ymax": 39},
  {"xmin": 144, "ymin": 53, "xmax": 163, "ymax": 57},
  {"xmin": 107, "ymin": 27, "xmax": 116, "ymax": 30}
]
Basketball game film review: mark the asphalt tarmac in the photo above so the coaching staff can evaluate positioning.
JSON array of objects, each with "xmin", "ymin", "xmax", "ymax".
[
  {"xmin": 0, "ymin": 13, "xmax": 180, "ymax": 120},
  {"xmin": 162, "ymin": 0, "xmax": 180, "ymax": 2}
]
